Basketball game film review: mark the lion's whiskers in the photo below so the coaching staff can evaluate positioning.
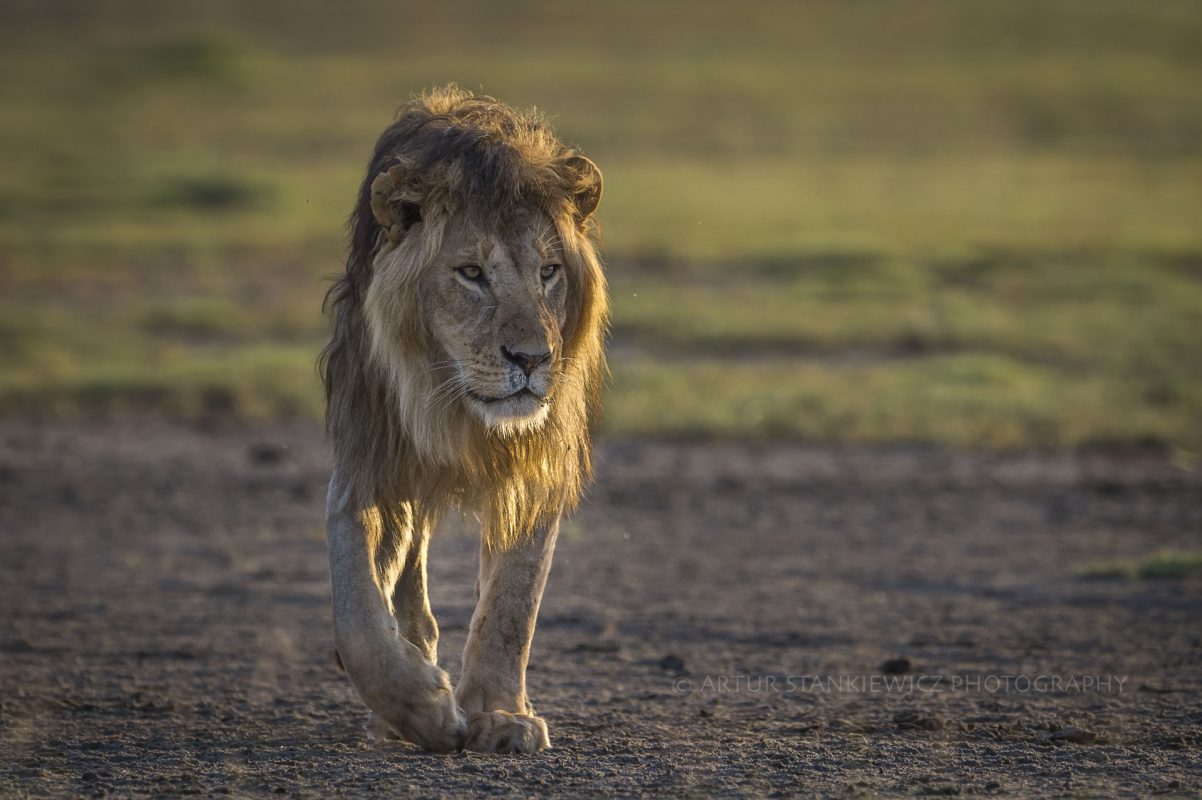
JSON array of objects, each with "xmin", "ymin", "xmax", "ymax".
[
  {"xmin": 425, "ymin": 372, "xmax": 470, "ymax": 414},
  {"xmin": 417, "ymin": 359, "xmax": 460, "ymax": 378}
]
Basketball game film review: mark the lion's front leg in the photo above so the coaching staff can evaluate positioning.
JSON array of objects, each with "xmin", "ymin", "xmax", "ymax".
[
  {"xmin": 457, "ymin": 519, "xmax": 558, "ymax": 754},
  {"xmin": 326, "ymin": 474, "xmax": 465, "ymax": 752},
  {"xmin": 389, "ymin": 527, "xmax": 439, "ymax": 663}
]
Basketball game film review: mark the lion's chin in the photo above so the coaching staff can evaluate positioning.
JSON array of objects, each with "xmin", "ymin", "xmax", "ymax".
[{"xmin": 466, "ymin": 389, "xmax": 550, "ymax": 434}]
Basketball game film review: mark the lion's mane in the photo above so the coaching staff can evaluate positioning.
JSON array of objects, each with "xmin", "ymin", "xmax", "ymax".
[{"xmin": 320, "ymin": 86, "xmax": 608, "ymax": 551}]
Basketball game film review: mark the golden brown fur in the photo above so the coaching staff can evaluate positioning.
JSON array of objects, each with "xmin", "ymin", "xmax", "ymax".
[
  {"xmin": 319, "ymin": 87, "xmax": 607, "ymax": 752},
  {"xmin": 320, "ymin": 86, "xmax": 608, "ymax": 552}
]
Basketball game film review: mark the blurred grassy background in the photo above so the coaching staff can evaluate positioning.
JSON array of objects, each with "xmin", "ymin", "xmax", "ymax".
[{"xmin": 1, "ymin": 0, "xmax": 1200, "ymax": 448}]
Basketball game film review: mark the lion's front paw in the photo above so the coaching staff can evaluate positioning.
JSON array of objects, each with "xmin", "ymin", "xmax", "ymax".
[
  {"xmin": 362, "ymin": 662, "xmax": 466, "ymax": 753},
  {"xmin": 463, "ymin": 710, "xmax": 549, "ymax": 754},
  {"xmin": 365, "ymin": 711, "xmax": 399, "ymax": 741}
]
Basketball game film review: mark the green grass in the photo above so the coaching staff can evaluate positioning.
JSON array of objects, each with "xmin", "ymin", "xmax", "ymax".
[
  {"xmin": 1078, "ymin": 551, "xmax": 1202, "ymax": 581},
  {"xmin": 1, "ymin": 0, "xmax": 1200, "ymax": 446}
]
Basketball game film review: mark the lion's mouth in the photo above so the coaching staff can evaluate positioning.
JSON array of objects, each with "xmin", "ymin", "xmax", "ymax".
[{"xmin": 466, "ymin": 387, "xmax": 542, "ymax": 405}]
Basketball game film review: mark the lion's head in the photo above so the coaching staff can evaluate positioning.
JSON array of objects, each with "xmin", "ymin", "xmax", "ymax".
[
  {"xmin": 322, "ymin": 86, "xmax": 608, "ymax": 546},
  {"xmin": 367, "ymin": 194, "xmax": 589, "ymax": 437}
]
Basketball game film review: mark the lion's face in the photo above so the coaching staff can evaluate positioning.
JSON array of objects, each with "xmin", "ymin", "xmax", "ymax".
[
  {"xmin": 422, "ymin": 207, "xmax": 569, "ymax": 432},
  {"xmin": 329, "ymin": 88, "xmax": 607, "ymax": 539}
]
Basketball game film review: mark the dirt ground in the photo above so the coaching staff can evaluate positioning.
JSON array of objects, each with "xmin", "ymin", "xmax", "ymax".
[{"xmin": 1, "ymin": 417, "xmax": 1199, "ymax": 798}]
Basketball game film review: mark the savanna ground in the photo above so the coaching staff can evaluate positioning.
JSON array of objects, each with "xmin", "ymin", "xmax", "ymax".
[
  {"xmin": 2, "ymin": 419, "xmax": 1200, "ymax": 797},
  {"xmin": 1, "ymin": 1, "xmax": 1201, "ymax": 796}
]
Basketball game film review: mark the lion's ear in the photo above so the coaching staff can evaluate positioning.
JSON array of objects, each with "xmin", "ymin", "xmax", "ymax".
[
  {"xmin": 369, "ymin": 165, "xmax": 422, "ymax": 244},
  {"xmin": 563, "ymin": 155, "xmax": 603, "ymax": 222}
]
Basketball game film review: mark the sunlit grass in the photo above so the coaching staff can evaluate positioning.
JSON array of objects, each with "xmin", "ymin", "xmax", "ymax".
[
  {"xmin": 605, "ymin": 353, "xmax": 1195, "ymax": 446},
  {"xmin": 0, "ymin": 337, "xmax": 324, "ymax": 419},
  {"xmin": 1, "ymin": 0, "xmax": 1200, "ymax": 446},
  {"xmin": 602, "ymin": 156, "xmax": 1202, "ymax": 260}
]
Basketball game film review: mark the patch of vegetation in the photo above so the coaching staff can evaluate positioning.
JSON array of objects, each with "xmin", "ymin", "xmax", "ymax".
[
  {"xmin": 155, "ymin": 173, "xmax": 272, "ymax": 212},
  {"xmin": 1078, "ymin": 551, "xmax": 1202, "ymax": 581},
  {"xmin": 0, "ymin": 1, "xmax": 1199, "ymax": 446},
  {"xmin": 101, "ymin": 31, "xmax": 254, "ymax": 85},
  {"xmin": 0, "ymin": 339, "xmax": 323, "ymax": 419},
  {"xmin": 604, "ymin": 353, "xmax": 1193, "ymax": 446}
]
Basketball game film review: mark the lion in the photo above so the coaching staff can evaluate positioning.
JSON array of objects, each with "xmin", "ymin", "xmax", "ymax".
[{"xmin": 319, "ymin": 86, "xmax": 607, "ymax": 754}]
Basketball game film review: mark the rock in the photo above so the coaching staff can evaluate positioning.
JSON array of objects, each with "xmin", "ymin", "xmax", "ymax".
[
  {"xmin": 882, "ymin": 657, "xmax": 912, "ymax": 674},
  {"xmin": 247, "ymin": 442, "xmax": 288, "ymax": 465},
  {"xmin": 1048, "ymin": 726, "xmax": 1097, "ymax": 744},
  {"xmin": 572, "ymin": 640, "xmax": 620, "ymax": 654},
  {"xmin": 894, "ymin": 710, "xmax": 944, "ymax": 731}
]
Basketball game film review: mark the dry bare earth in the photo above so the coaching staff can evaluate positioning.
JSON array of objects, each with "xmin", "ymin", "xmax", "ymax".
[{"xmin": 1, "ymin": 418, "xmax": 1200, "ymax": 798}]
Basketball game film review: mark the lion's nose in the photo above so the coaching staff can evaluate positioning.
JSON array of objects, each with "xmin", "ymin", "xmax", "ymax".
[{"xmin": 501, "ymin": 346, "xmax": 551, "ymax": 376}]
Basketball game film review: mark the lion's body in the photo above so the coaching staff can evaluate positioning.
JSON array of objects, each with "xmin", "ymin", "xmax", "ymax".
[{"xmin": 320, "ymin": 86, "xmax": 607, "ymax": 753}]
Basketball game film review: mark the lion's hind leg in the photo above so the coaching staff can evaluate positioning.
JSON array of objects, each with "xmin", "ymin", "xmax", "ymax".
[{"xmin": 388, "ymin": 523, "xmax": 440, "ymax": 663}]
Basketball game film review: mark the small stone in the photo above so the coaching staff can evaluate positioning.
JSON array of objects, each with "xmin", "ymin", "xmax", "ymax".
[
  {"xmin": 882, "ymin": 657, "xmax": 912, "ymax": 674},
  {"xmin": 247, "ymin": 442, "xmax": 288, "ymax": 465},
  {"xmin": 1048, "ymin": 726, "xmax": 1097, "ymax": 744},
  {"xmin": 572, "ymin": 640, "xmax": 619, "ymax": 654},
  {"xmin": 894, "ymin": 710, "xmax": 944, "ymax": 731}
]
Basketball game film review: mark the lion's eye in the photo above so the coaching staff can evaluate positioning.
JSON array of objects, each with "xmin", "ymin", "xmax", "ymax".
[
  {"xmin": 456, "ymin": 265, "xmax": 484, "ymax": 282},
  {"xmin": 540, "ymin": 263, "xmax": 561, "ymax": 281}
]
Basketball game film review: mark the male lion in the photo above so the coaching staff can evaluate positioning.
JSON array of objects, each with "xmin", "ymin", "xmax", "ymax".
[{"xmin": 319, "ymin": 86, "xmax": 607, "ymax": 754}]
